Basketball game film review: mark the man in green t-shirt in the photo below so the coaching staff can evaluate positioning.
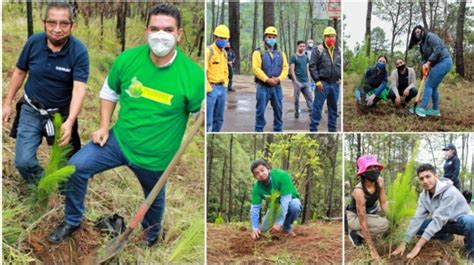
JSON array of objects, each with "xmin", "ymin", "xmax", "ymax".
[
  {"xmin": 48, "ymin": 4, "xmax": 204, "ymax": 247},
  {"xmin": 249, "ymin": 159, "xmax": 302, "ymax": 240}
]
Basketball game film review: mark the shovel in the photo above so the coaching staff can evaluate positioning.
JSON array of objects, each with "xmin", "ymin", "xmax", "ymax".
[
  {"xmin": 83, "ymin": 112, "xmax": 204, "ymax": 264},
  {"xmin": 412, "ymin": 64, "xmax": 430, "ymax": 114}
]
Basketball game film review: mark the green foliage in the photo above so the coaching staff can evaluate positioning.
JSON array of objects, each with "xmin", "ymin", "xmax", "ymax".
[
  {"xmin": 36, "ymin": 113, "xmax": 76, "ymax": 205},
  {"xmin": 214, "ymin": 212, "xmax": 225, "ymax": 224},
  {"xmin": 263, "ymin": 190, "xmax": 282, "ymax": 232},
  {"xmin": 386, "ymin": 142, "xmax": 419, "ymax": 247},
  {"xmin": 169, "ymin": 215, "xmax": 204, "ymax": 262}
]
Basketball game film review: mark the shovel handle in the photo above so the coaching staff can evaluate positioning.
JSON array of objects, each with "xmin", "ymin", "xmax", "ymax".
[{"xmin": 129, "ymin": 112, "xmax": 204, "ymax": 229}]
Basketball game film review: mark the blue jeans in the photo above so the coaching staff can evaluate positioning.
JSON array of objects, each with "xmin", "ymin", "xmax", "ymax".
[
  {"xmin": 261, "ymin": 198, "xmax": 301, "ymax": 232},
  {"xmin": 15, "ymin": 104, "xmax": 44, "ymax": 184},
  {"xmin": 310, "ymin": 81, "xmax": 339, "ymax": 132},
  {"xmin": 255, "ymin": 83, "xmax": 283, "ymax": 132},
  {"xmin": 416, "ymin": 215, "xmax": 474, "ymax": 257},
  {"xmin": 206, "ymin": 84, "xmax": 226, "ymax": 132},
  {"xmin": 420, "ymin": 56, "xmax": 453, "ymax": 110},
  {"xmin": 64, "ymin": 130, "xmax": 166, "ymax": 242}
]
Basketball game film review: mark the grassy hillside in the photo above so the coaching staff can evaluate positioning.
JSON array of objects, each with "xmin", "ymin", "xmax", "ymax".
[{"xmin": 2, "ymin": 3, "xmax": 204, "ymax": 264}]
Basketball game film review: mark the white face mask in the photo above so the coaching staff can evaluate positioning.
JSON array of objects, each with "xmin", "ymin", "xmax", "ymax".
[{"xmin": 148, "ymin": 31, "xmax": 176, "ymax": 57}]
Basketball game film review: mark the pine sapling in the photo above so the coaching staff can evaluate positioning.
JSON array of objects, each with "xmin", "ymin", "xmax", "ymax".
[
  {"xmin": 262, "ymin": 190, "xmax": 282, "ymax": 235},
  {"xmin": 214, "ymin": 212, "xmax": 224, "ymax": 224},
  {"xmin": 36, "ymin": 113, "xmax": 76, "ymax": 206},
  {"xmin": 385, "ymin": 143, "xmax": 419, "ymax": 256}
]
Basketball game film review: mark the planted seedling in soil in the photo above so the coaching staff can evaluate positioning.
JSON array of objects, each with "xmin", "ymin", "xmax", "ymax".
[
  {"xmin": 385, "ymin": 142, "xmax": 419, "ymax": 257},
  {"xmin": 35, "ymin": 113, "xmax": 76, "ymax": 209}
]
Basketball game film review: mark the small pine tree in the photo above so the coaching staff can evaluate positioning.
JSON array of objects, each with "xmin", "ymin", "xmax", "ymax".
[
  {"xmin": 36, "ymin": 113, "xmax": 76, "ymax": 206},
  {"xmin": 214, "ymin": 212, "xmax": 224, "ymax": 224},
  {"xmin": 385, "ymin": 142, "xmax": 419, "ymax": 254},
  {"xmin": 262, "ymin": 190, "xmax": 282, "ymax": 232}
]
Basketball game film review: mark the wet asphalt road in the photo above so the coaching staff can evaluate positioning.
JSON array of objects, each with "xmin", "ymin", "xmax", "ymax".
[{"xmin": 220, "ymin": 75, "xmax": 341, "ymax": 132}]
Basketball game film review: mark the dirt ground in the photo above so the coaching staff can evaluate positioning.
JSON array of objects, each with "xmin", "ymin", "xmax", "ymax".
[
  {"xmin": 221, "ymin": 75, "xmax": 341, "ymax": 132},
  {"xmin": 207, "ymin": 221, "xmax": 343, "ymax": 264},
  {"xmin": 344, "ymin": 234, "xmax": 467, "ymax": 264},
  {"xmin": 342, "ymin": 73, "xmax": 474, "ymax": 132}
]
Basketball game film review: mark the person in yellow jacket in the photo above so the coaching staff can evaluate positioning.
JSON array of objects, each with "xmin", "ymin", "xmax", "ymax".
[
  {"xmin": 252, "ymin": 26, "xmax": 288, "ymax": 132},
  {"xmin": 206, "ymin": 24, "xmax": 229, "ymax": 132}
]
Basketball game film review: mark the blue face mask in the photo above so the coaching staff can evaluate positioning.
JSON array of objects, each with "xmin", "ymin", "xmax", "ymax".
[
  {"xmin": 377, "ymin": 62, "xmax": 386, "ymax": 69},
  {"xmin": 266, "ymin": 38, "xmax": 276, "ymax": 47},
  {"xmin": 216, "ymin": 39, "xmax": 227, "ymax": 49}
]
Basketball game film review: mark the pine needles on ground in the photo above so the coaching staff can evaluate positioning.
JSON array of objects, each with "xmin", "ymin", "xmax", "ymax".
[
  {"xmin": 36, "ymin": 113, "xmax": 76, "ymax": 206},
  {"xmin": 386, "ymin": 142, "xmax": 419, "ymax": 254},
  {"xmin": 169, "ymin": 215, "xmax": 204, "ymax": 262}
]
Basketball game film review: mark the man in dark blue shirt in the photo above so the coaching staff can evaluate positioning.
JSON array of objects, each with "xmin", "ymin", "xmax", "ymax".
[
  {"xmin": 2, "ymin": 2, "xmax": 89, "ymax": 184},
  {"xmin": 442, "ymin": 144, "xmax": 461, "ymax": 190}
]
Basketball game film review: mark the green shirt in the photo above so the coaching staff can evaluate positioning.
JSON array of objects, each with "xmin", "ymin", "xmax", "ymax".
[
  {"xmin": 251, "ymin": 169, "xmax": 300, "ymax": 205},
  {"xmin": 290, "ymin": 54, "xmax": 309, "ymax": 83},
  {"xmin": 108, "ymin": 45, "xmax": 204, "ymax": 171}
]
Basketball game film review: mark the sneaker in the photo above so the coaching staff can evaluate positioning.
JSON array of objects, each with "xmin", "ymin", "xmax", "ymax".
[
  {"xmin": 426, "ymin": 108, "xmax": 441, "ymax": 117},
  {"xmin": 408, "ymin": 107, "xmax": 427, "ymax": 117},
  {"xmin": 348, "ymin": 231, "xmax": 364, "ymax": 247},
  {"xmin": 48, "ymin": 222, "xmax": 80, "ymax": 244},
  {"xmin": 145, "ymin": 238, "xmax": 158, "ymax": 248}
]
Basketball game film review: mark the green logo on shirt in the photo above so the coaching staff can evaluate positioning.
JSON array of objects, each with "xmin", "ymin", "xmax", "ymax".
[{"xmin": 126, "ymin": 77, "xmax": 174, "ymax": 105}]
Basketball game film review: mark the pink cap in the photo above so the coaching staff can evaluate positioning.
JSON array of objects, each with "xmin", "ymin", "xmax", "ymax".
[{"xmin": 356, "ymin": 155, "xmax": 384, "ymax": 176}]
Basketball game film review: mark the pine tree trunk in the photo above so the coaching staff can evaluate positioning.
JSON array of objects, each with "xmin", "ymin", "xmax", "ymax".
[
  {"xmin": 228, "ymin": 135, "xmax": 233, "ymax": 221},
  {"xmin": 455, "ymin": 0, "xmax": 466, "ymax": 77},
  {"xmin": 263, "ymin": 1, "xmax": 275, "ymax": 29},
  {"xmin": 365, "ymin": 1, "xmax": 372, "ymax": 56},
  {"xmin": 405, "ymin": 2, "xmax": 413, "ymax": 62},
  {"xmin": 207, "ymin": 134, "xmax": 215, "ymax": 208},
  {"xmin": 26, "ymin": 1, "xmax": 33, "ymax": 38},
  {"xmin": 251, "ymin": 0, "xmax": 258, "ymax": 53},
  {"xmin": 220, "ymin": 156, "xmax": 227, "ymax": 217},
  {"xmin": 228, "ymin": 1, "xmax": 240, "ymax": 74},
  {"xmin": 302, "ymin": 166, "xmax": 313, "ymax": 223}
]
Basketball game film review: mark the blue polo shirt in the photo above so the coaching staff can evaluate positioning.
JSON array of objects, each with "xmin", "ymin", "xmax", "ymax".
[{"xmin": 16, "ymin": 32, "xmax": 89, "ymax": 108}]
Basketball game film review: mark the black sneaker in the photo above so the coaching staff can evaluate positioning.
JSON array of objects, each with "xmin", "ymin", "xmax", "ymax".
[
  {"xmin": 145, "ymin": 238, "xmax": 158, "ymax": 248},
  {"xmin": 348, "ymin": 231, "xmax": 364, "ymax": 247},
  {"xmin": 47, "ymin": 222, "xmax": 80, "ymax": 244},
  {"xmin": 295, "ymin": 110, "xmax": 299, "ymax": 119}
]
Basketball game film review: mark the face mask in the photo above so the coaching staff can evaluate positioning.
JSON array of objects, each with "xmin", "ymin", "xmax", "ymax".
[
  {"xmin": 266, "ymin": 38, "xmax": 276, "ymax": 47},
  {"xmin": 377, "ymin": 62, "xmax": 386, "ymax": 69},
  {"xmin": 224, "ymin": 47, "xmax": 230, "ymax": 51},
  {"xmin": 325, "ymin": 36, "xmax": 336, "ymax": 47},
  {"xmin": 148, "ymin": 31, "xmax": 176, "ymax": 57},
  {"xmin": 308, "ymin": 43, "xmax": 314, "ymax": 48},
  {"xmin": 397, "ymin": 64, "xmax": 406, "ymax": 71},
  {"xmin": 444, "ymin": 151, "xmax": 450, "ymax": 159},
  {"xmin": 216, "ymin": 39, "xmax": 227, "ymax": 49},
  {"xmin": 415, "ymin": 32, "xmax": 422, "ymax": 41},
  {"xmin": 363, "ymin": 169, "xmax": 381, "ymax": 182}
]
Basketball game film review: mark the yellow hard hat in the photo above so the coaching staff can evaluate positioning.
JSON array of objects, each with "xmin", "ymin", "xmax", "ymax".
[
  {"xmin": 264, "ymin": 26, "xmax": 278, "ymax": 36},
  {"xmin": 214, "ymin": 24, "xmax": 230, "ymax": 39},
  {"xmin": 323, "ymin": 26, "xmax": 337, "ymax": 36}
]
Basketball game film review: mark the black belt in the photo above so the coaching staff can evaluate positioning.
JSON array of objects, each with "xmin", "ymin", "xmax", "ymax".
[{"xmin": 210, "ymin": 82, "xmax": 224, "ymax": 85}]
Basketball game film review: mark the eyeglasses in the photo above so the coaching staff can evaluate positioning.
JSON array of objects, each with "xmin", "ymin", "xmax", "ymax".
[{"xmin": 45, "ymin": 20, "xmax": 72, "ymax": 29}]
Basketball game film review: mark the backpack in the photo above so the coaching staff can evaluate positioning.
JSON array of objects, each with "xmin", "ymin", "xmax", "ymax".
[{"xmin": 208, "ymin": 45, "xmax": 227, "ymax": 64}]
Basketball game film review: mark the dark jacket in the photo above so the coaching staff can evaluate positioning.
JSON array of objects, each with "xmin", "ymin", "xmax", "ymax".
[
  {"xmin": 362, "ymin": 66, "xmax": 388, "ymax": 96},
  {"xmin": 420, "ymin": 32, "xmax": 451, "ymax": 66},
  {"xmin": 309, "ymin": 44, "xmax": 341, "ymax": 83},
  {"xmin": 444, "ymin": 155, "xmax": 461, "ymax": 190}
]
